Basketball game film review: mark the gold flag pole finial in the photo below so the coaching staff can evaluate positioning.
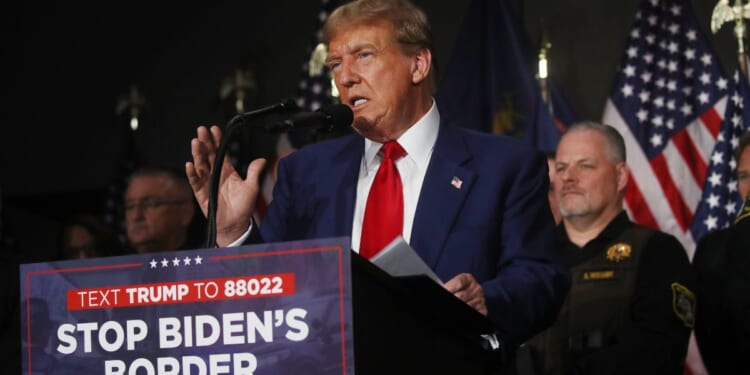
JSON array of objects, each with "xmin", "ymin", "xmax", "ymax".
[
  {"xmin": 712, "ymin": 0, "xmax": 750, "ymax": 75},
  {"xmin": 219, "ymin": 68, "xmax": 257, "ymax": 115},
  {"xmin": 537, "ymin": 30, "xmax": 552, "ymax": 110},
  {"xmin": 115, "ymin": 85, "xmax": 146, "ymax": 131}
]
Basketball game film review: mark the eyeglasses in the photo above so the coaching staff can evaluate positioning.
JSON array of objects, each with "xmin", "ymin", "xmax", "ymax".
[{"xmin": 124, "ymin": 198, "xmax": 189, "ymax": 212}]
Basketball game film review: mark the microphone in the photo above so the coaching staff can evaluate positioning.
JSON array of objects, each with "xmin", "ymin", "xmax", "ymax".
[
  {"xmin": 228, "ymin": 98, "xmax": 299, "ymax": 128},
  {"xmin": 205, "ymin": 97, "xmax": 299, "ymax": 248},
  {"xmin": 265, "ymin": 104, "xmax": 353, "ymax": 133}
]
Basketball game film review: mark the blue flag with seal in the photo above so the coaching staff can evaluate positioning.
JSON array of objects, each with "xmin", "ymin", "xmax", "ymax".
[{"xmin": 436, "ymin": 0, "xmax": 576, "ymax": 153}]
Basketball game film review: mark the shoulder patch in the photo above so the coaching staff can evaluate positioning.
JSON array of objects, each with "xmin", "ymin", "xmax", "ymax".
[
  {"xmin": 606, "ymin": 242, "xmax": 632, "ymax": 262},
  {"xmin": 671, "ymin": 282, "xmax": 696, "ymax": 328}
]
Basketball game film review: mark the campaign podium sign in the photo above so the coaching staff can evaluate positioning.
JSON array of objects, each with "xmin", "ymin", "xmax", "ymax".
[{"xmin": 20, "ymin": 237, "xmax": 353, "ymax": 375}]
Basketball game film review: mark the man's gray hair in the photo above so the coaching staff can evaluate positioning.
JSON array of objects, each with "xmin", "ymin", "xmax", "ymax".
[{"xmin": 565, "ymin": 121, "xmax": 627, "ymax": 163}]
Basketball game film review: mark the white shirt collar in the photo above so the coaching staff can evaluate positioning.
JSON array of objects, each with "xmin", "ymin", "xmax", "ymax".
[{"xmin": 362, "ymin": 99, "xmax": 440, "ymax": 172}]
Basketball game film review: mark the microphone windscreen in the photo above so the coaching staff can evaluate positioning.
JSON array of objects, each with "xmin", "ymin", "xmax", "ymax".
[{"xmin": 321, "ymin": 104, "xmax": 354, "ymax": 129}]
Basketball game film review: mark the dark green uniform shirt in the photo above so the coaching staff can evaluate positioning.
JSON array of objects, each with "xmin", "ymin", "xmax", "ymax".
[{"xmin": 521, "ymin": 211, "xmax": 696, "ymax": 375}]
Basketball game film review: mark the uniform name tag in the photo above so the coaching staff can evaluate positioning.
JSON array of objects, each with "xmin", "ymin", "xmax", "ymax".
[{"xmin": 580, "ymin": 270, "xmax": 616, "ymax": 281}]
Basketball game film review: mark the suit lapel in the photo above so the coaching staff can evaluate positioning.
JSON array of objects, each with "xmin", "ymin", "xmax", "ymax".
[
  {"xmin": 328, "ymin": 135, "xmax": 363, "ymax": 238},
  {"xmin": 410, "ymin": 124, "xmax": 476, "ymax": 268}
]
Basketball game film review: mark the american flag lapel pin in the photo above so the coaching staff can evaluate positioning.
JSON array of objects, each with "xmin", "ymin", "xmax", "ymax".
[{"xmin": 451, "ymin": 176, "xmax": 463, "ymax": 190}]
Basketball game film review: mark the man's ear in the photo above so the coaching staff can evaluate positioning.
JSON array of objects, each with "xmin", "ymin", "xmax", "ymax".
[
  {"xmin": 411, "ymin": 48, "xmax": 432, "ymax": 85},
  {"xmin": 616, "ymin": 162, "xmax": 629, "ymax": 192}
]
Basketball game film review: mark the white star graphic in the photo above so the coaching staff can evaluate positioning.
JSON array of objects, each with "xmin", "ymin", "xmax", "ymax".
[
  {"xmin": 646, "ymin": 34, "xmax": 656, "ymax": 45},
  {"xmin": 711, "ymin": 151, "xmax": 724, "ymax": 165},
  {"xmin": 704, "ymin": 215, "xmax": 718, "ymax": 231},
  {"xmin": 161, "ymin": 258, "xmax": 169, "ymax": 268},
  {"xmin": 668, "ymin": 60, "xmax": 678, "ymax": 72},
  {"xmin": 666, "ymin": 119, "xmax": 675, "ymax": 129},
  {"xmin": 671, "ymin": 5, "xmax": 681, "ymax": 16},
  {"xmin": 686, "ymin": 30, "xmax": 697, "ymax": 41},
  {"xmin": 701, "ymin": 53, "xmax": 712, "ymax": 66},
  {"xmin": 725, "ymin": 201, "xmax": 737, "ymax": 216},
  {"xmin": 699, "ymin": 92, "xmax": 710, "ymax": 104},
  {"xmin": 621, "ymin": 84, "xmax": 634, "ymax": 97},
  {"xmin": 183, "ymin": 256, "xmax": 192, "ymax": 266},
  {"xmin": 681, "ymin": 103, "xmax": 693, "ymax": 116},
  {"xmin": 732, "ymin": 114, "xmax": 742, "ymax": 128},
  {"xmin": 732, "ymin": 92, "xmax": 742, "ymax": 106},
  {"xmin": 667, "ymin": 80, "xmax": 677, "ymax": 92},
  {"xmin": 684, "ymin": 68, "xmax": 694, "ymax": 78},
  {"xmin": 647, "ymin": 15, "xmax": 657, "ymax": 27},
  {"xmin": 684, "ymin": 49, "xmax": 695, "ymax": 60},
  {"xmin": 650, "ymin": 133, "xmax": 663, "ymax": 147},
  {"xmin": 654, "ymin": 97, "xmax": 664, "ymax": 108},
  {"xmin": 643, "ymin": 53, "xmax": 654, "ymax": 64},
  {"xmin": 639, "ymin": 90, "xmax": 651, "ymax": 103},
  {"xmin": 731, "ymin": 135, "xmax": 740, "ymax": 148},
  {"xmin": 728, "ymin": 179, "xmax": 738, "ymax": 193},
  {"xmin": 641, "ymin": 72, "xmax": 652, "ymax": 83},
  {"xmin": 172, "ymin": 257, "xmax": 180, "ymax": 267},
  {"xmin": 195, "ymin": 255, "xmax": 203, "ymax": 265},
  {"xmin": 709, "ymin": 172, "xmax": 722, "ymax": 187},
  {"xmin": 700, "ymin": 73, "xmax": 711, "ymax": 85},
  {"xmin": 667, "ymin": 100, "xmax": 676, "ymax": 111},
  {"xmin": 630, "ymin": 29, "xmax": 640, "ymax": 39},
  {"xmin": 669, "ymin": 23, "xmax": 680, "ymax": 34},
  {"xmin": 717, "ymin": 77, "xmax": 728, "ymax": 91},
  {"xmin": 656, "ymin": 78, "xmax": 665, "ymax": 88},
  {"xmin": 667, "ymin": 42, "xmax": 678, "ymax": 54},
  {"xmin": 627, "ymin": 46, "xmax": 639, "ymax": 58},
  {"xmin": 624, "ymin": 65, "xmax": 636, "ymax": 77},
  {"xmin": 150, "ymin": 259, "xmax": 158, "ymax": 269},
  {"xmin": 652, "ymin": 116, "xmax": 664, "ymax": 127},
  {"xmin": 707, "ymin": 194, "xmax": 720, "ymax": 208},
  {"xmin": 637, "ymin": 109, "xmax": 649, "ymax": 122}
]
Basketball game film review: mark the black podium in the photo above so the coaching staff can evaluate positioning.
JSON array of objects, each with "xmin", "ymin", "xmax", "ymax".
[{"xmin": 350, "ymin": 251, "xmax": 502, "ymax": 374}]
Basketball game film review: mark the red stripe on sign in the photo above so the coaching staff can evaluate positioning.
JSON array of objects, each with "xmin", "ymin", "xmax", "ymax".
[
  {"xmin": 67, "ymin": 273, "xmax": 296, "ymax": 310},
  {"xmin": 671, "ymin": 129, "xmax": 708, "ymax": 187},
  {"xmin": 700, "ymin": 106, "xmax": 722, "ymax": 139},
  {"xmin": 625, "ymin": 171, "xmax": 660, "ymax": 230},
  {"xmin": 651, "ymin": 154, "xmax": 693, "ymax": 232}
]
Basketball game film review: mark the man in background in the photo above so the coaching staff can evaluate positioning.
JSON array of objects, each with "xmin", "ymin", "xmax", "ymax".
[
  {"xmin": 523, "ymin": 122, "xmax": 695, "ymax": 374},
  {"xmin": 125, "ymin": 166, "xmax": 204, "ymax": 253}
]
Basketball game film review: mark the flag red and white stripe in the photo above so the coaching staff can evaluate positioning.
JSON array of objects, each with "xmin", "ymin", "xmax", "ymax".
[{"xmin": 602, "ymin": 0, "xmax": 730, "ymax": 256}]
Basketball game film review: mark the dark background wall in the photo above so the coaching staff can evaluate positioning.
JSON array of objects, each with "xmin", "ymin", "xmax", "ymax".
[{"xmin": 0, "ymin": 0, "xmax": 740, "ymax": 258}]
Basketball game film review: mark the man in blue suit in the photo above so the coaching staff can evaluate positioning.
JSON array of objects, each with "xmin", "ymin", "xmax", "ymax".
[{"xmin": 187, "ymin": 0, "xmax": 569, "ymax": 355}]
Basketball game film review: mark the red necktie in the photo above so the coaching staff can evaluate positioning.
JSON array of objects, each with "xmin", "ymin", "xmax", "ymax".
[{"xmin": 360, "ymin": 141, "xmax": 406, "ymax": 259}]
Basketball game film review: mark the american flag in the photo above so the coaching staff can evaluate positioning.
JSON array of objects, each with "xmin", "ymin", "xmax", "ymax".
[
  {"xmin": 691, "ymin": 71, "xmax": 750, "ymax": 242},
  {"xmin": 256, "ymin": 0, "xmax": 340, "ymax": 219},
  {"xmin": 602, "ymin": 0, "xmax": 730, "ymax": 255},
  {"xmin": 293, "ymin": 0, "xmax": 339, "ymax": 113}
]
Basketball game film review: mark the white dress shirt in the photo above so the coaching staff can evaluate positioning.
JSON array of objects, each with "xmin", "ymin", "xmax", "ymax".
[{"xmin": 350, "ymin": 101, "xmax": 439, "ymax": 252}]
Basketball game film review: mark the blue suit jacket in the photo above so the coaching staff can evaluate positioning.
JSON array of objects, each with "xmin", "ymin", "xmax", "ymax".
[{"xmin": 258, "ymin": 120, "xmax": 570, "ymax": 347}]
